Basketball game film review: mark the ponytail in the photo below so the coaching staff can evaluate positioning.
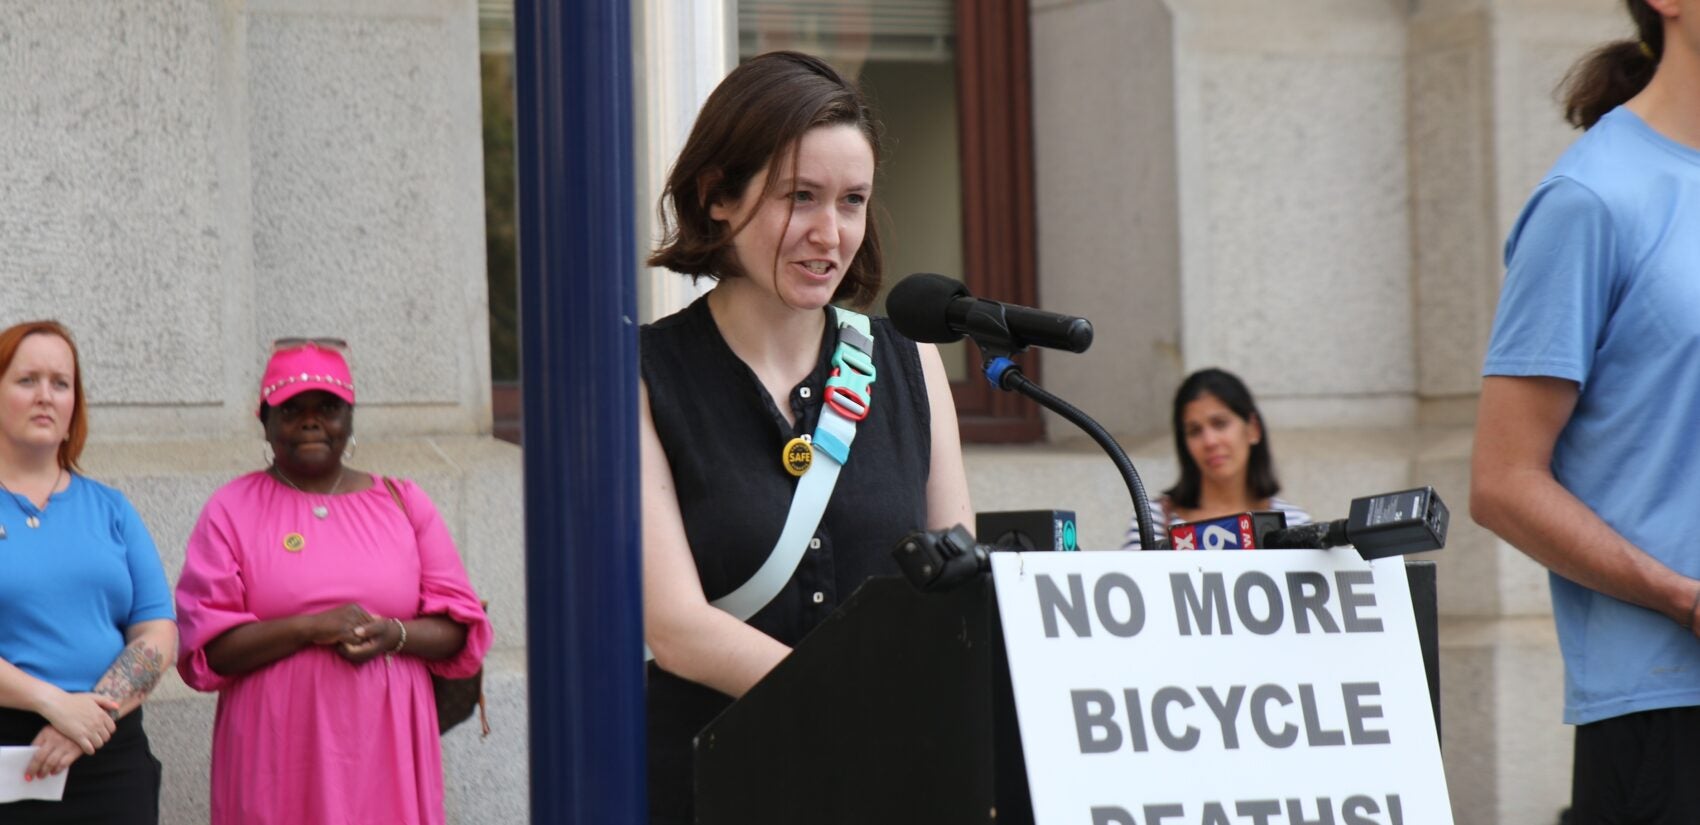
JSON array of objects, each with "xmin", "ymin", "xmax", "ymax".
[{"xmin": 1559, "ymin": 0, "xmax": 1664, "ymax": 130}]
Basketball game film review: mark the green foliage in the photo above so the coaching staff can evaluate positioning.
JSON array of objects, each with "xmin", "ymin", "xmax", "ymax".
[{"xmin": 482, "ymin": 54, "xmax": 519, "ymax": 382}]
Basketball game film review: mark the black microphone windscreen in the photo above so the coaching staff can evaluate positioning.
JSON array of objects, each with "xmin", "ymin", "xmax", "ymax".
[
  {"xmin": 887, "ymin": 273, "xmax": 970, "ymax": 344},
  {"xmin": 1260, "ymin": 520, "xmax": 1350, "ymax": 550}
]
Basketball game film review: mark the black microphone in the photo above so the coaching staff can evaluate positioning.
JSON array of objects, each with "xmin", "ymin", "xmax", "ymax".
[
  {"xmin": 1260, "ymin": 487, "xmax": 1451, "ymax": 560},
  {"xmin": 887, "ymin": 273, "xmax": 1094, "ymax": 354},
  {"xmin": 892, "ymin": 524, "xmax": 992, "ymax": 592},
  {"xmin": 1259, "ymin": 520, "xmax": 1350, "ymax": 550}
]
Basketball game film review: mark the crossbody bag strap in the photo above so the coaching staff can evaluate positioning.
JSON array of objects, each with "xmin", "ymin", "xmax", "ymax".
[
  {"xmin": 383, "ymin": 476, "xmax": 410, "ymax": 518},
  {"xmin": 645, "ymin": 307, "xmax": 876, "ymax": 661},
  {"xmin": 383, "ymin": 475, "xmax": 492, "ymax": 735}
]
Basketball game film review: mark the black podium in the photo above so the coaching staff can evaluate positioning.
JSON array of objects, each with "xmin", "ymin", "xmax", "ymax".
[{"xmin": 695, "ymin": 561, "xmax": 1439, "ymax": 825}]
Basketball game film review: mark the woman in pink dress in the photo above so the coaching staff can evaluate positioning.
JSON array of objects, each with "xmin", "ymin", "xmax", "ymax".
[{"xmin": 174, "ymin": 339, "xmax": 492, "ymax": 825}]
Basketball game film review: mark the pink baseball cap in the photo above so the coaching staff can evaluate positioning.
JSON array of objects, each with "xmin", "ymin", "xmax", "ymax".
[{"xmin": 258, "ymin": 340, "xmax": 355, "ymax": 416}]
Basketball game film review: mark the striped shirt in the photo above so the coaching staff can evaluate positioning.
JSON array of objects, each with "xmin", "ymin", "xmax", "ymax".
[{"xmin": 1121, "ymin": 496, "xmax": 1310, "ymax": 551}]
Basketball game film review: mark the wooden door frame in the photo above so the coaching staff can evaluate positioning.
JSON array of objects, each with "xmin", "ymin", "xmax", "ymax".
[{"xmin": 953, "ymin": 0, "xmax": 1043, "ymax": 442}]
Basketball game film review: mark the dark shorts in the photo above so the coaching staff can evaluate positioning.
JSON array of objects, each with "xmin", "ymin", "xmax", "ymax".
[
  {"xmin": 1571, "ymin": 705, "xmax": 1700, "ymax": 825},
  {"xmin": 0, "ymin": 706, "xmax": 162, "ymax": 825}
]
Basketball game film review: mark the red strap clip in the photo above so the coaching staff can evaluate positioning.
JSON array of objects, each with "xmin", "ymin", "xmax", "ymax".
[{"xmin": 824, "ymin": 384, "xmax": 870, "ymax": 421}]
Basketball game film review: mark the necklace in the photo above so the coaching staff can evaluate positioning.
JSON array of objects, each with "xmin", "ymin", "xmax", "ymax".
[
  {"xmin": 0, "ymin": 467, "xmax": 66, "ymax": 529},
  {"xmin": 272, "ymin": 465, "xmax": 348, "ymax": 520}
]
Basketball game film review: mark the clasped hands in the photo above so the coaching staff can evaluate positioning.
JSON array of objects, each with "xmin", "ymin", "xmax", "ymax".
[
  {"xmin": 24, "ymin": 605, "xmax": 405, "ymax": 782},
  {"xmin": 308, "ymin": 603, "xmax": 405, "ymax": 665},
  {"xmin": 25, "ymin": 690, "xmax": 119, "ymax": 782}
]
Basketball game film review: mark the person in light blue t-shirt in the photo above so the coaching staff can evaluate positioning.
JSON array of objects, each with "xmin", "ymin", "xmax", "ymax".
[
  {"xmin": 1472, "ymin": 1, "xmax": 1700, "ymax": 821},
  {"xmin": 0, "ymin": 321, "xmax": 177, "ymax": 824}
]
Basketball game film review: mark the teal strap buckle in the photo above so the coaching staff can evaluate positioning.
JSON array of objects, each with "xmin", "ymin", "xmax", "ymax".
[{"xmin": 829, "ymin": 345, "xmax": 875, "ymax": 399}]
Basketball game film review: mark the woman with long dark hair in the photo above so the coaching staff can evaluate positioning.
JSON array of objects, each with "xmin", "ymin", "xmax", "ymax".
[
  {"xmin": 1123, "ymin": 368, "xmax": 1308, "ymax": 550},
  {"xmin": 1473, "ymin": 1, "xmax": 1700, "ymax": 820}
]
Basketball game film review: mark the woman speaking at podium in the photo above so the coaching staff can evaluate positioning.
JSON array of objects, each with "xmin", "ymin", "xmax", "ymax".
[
  {"xmin": 1123, "ymin": 368, "xmax": 1309, "ymax": 550},
  {"xmin": 638, "ymin": 51, "xmax": 973, "ymax": 824}
]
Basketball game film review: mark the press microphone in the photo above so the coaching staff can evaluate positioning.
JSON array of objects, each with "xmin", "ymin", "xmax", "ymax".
[
  {"xmin": 1167, "ymin": 511, "xmax": 1292, "ymax": 551},
  {"xmin": 1262, "ymin": 487, "xmax": 1451, "ymax": 560},
  {"xmin": 893, "ymin": 524, "xmax": 992, "ymax": 592},
  {"xmin": 1166, "ymin": 487, "xmax": 1450, "ymax": 560},
  {"xmin": 887, "ymin": 273, "xmax": 1094, "ymax": 354},
  {"xmin": 1257, "ymin": 520, "xmax": 1350, "ymax": 550}
]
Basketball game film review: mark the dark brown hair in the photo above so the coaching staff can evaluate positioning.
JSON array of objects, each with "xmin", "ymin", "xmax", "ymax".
[
  {"xmin": 647, "ymin": 51, "xmax": 885, "ymax": 308},
  {"xmin": 1164, "ymin": 368, "xmax": 1280, "ymax": 510},
  {"xmin": 1560, "ymin": 0, "xmax": 1665, "ymax": 129},
  {"xmin": 0, "ymin": 320, "xmax": 89, "ymax": 472}
]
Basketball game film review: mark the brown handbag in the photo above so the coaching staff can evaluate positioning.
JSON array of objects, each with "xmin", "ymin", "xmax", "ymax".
[
  {"xmin": 383, "ymin": 477, "xmax": 491, "ymax": 737},
  {"xmin": 431, "ymin": 601, "xmax": 490, "ymax": 736}
]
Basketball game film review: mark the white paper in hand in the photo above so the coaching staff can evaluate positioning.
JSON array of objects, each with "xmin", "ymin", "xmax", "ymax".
[{"xmin": 0, "ymin": 746, "xmax": 69, "ymax": 802}]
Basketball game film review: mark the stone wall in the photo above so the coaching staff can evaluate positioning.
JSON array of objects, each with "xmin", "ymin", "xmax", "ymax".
[{"xmin": 0, "ymin": 2, "xmax": 523, "ymax": 823}]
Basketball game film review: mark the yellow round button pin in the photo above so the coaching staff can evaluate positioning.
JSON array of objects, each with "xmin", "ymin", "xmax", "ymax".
[
  {"xmin": 782, "ymin": 436, "xmax": 813, "ymax": 477},
  {"xmin": 283, "ymin": 532, "xmax": 306, "ymax": 553}
]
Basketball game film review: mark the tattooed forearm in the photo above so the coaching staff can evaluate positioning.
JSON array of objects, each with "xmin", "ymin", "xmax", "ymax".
[{"xmin": 93, "ymin": 641, "xmax": 168, "ymax": 711}]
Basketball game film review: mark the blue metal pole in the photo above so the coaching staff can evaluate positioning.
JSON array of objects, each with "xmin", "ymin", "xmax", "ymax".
[{"xmin": 514, "ymin": 0, "xmax": 644, "ymax": 822}]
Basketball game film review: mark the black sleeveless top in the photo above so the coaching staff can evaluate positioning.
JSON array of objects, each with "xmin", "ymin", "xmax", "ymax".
[{"xmin": 641, "ymin": 295, "xmax": 932, "ymax": 823}]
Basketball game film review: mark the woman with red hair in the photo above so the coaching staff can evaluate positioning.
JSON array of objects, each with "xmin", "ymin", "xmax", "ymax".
[{"xmin": 0, "ymin": 320, "xmax": 177, "ymax": 823}]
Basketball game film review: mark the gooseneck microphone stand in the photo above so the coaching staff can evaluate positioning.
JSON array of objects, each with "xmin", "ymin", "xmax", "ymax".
[
  {"xmin": 887, "ymin": 274, "xmax": 1161, "ymax": 550},
  {"xmin": 979, "ymin": 349, "xmax": 1161, "ymax": 551}
]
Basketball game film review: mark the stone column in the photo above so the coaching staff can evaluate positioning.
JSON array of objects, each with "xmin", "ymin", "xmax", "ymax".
[
  {"xmin": 1410, "ymin": 2, "xmax": 1630, "ymax": 822},
  {"xmin": 1170, "ymin": 0, "xmax": 1417, "ymax": 429},
  {"xmin": 633, "ymin": 0, "xmax": 735, "ymax": 324}
]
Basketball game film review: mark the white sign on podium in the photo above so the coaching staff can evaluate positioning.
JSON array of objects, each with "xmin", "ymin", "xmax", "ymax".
[{"xmin": 991, "ymin": 549, "xmax": 1451, "ymax": 825}]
